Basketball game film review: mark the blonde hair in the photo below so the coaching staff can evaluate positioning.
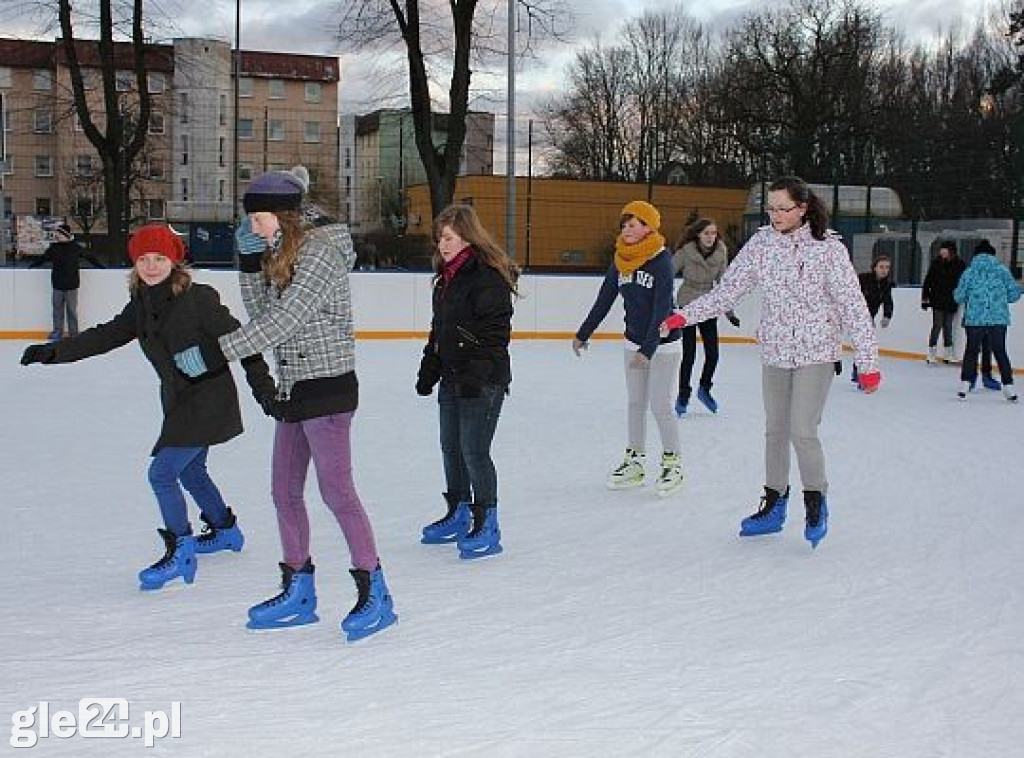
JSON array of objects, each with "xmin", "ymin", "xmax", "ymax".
[
  {"xmin": 431, "ymin": 204, "xmax": 520, "ymax": 295},
  {"xmin": 128, "ymin": 265, "xmax": 192, "ymax": 296},
  {"xmin": 261, "ymin": 211, "xmax": 305, "ymax": 288}
]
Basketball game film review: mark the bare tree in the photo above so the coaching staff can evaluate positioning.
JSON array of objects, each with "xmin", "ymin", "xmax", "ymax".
[
  {"xmin": 58, "ymin": 0, "xmax": 152, "ymax": 259},
  {"xmin": 334, "ymin": 0, "xmax": 570, "ymax": 218}
]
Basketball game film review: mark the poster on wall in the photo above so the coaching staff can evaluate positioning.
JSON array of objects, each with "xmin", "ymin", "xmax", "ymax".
[{"xmin": 15, "ymin": 215, "xmax": 66, "ymax": 257}]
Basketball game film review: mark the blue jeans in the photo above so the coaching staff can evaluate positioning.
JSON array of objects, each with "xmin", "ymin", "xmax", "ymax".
[
  {"xmin": 148, "ymin": 447, "xmax": 229, "ymax": 537},
  {"xmin": 438, "ymin": 381, "xmax": 506, "ymax": 505}
]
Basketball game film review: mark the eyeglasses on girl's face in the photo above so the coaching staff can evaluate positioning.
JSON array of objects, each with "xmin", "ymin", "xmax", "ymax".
[{"xmin": 765, "ymin": 205, "xmax": 799, "ymax": 214}]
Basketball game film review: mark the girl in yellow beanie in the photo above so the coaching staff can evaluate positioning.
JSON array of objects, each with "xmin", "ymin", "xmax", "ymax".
[{"xmin": 573, "ymin": 200, "xmax": 684, "ymax": 496}]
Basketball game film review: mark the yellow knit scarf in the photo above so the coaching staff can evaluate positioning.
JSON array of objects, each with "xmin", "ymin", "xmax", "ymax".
[{"xmin": 614, "ymin": 232, "xmax": 666, "ymax": 275}]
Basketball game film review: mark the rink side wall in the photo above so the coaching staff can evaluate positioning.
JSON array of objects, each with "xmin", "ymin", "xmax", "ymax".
[{"xmin": 1, "ymin": 269, "xmax": 1021, "ymax": 371}]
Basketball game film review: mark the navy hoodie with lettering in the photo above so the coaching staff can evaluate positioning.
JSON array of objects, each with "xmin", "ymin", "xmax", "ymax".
[{"xmin": 576, "ymin": 247, "xmax": 680, "ymax": 358}]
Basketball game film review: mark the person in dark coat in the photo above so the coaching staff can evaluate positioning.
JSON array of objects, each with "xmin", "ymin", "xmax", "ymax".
[
  {"xmin": 28, "ymin": 222, "xmax": 104, "ymax": 340},
  {"xmin": 417, "ymin": 203, "xmax": 518, "ymax": 559},
  {"xmin": 921, "ymin": 240, "xmax": 965, "ymax": 363},
  {"xmin": 850, "ymin": 255, "xmax": 895, "ymax": 383},
  {"xmin": 19, "ymin": 224, "xmax": 275, "ymax": 591}
]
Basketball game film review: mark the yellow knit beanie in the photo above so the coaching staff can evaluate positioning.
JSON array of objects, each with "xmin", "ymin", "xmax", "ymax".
[{"xmin": 620, "ymin": 200, "xmax": 661, "ymax": 231}]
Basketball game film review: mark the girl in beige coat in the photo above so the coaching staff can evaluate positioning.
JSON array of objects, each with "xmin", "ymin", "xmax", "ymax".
[{"xmin": 672, "ymin": 218, "xmax": 739, "ymax": 414}]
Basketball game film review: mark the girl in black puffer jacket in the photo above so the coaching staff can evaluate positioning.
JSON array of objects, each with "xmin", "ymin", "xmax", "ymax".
[{"xmin": 416, "ymin": 204, "xmax": 518, "ymax": 559}]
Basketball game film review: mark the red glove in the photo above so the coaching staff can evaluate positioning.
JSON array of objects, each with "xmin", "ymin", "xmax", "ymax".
[
  {"xmin": 858, "ymin": 371, "xmax": 881, "ymax": 394},
  {"xmin": 662, "ymin": 311, "xmax": 687, "ymax": 330}
]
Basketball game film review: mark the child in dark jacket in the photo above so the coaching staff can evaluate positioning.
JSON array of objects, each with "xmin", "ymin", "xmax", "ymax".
[
  {"xmin": 574, "ymin": 200, "xmax": 684, "ymax": 497},
  {"xmin": 20, "ymin": 224, "xmax": 275, "ymax": 590},
  {"xmin": 416, "ymin": 204, "xmax": 518, "ymax": 559}
]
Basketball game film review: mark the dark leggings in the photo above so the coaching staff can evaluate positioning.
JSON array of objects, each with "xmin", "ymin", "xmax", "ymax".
[
  {"xmin": 678, "ymin": 318, "xmax": 719, "ymax": 399},
  {"xmin": 929, "ymin": 310, "xmax": 954, "ymax": 348},
  {"xmin": 961, "ymin": 326, "xmax": 1013, "ymax": 385}
]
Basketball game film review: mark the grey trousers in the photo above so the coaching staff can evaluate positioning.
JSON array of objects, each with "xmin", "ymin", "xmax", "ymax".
[
  {"xmin": 624, "ymin": 346, "xmax": 681, "ymax": 456},
  {"xmin": 762, "ymin": 362, "xmax": 834, "ymax": 495},
  {"xmin": 51, "ymin": 289, "xmax": 79, "ymax": 336}
]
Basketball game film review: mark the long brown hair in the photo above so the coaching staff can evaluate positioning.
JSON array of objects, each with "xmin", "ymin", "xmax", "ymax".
[
  {"xmin": 768, "ymin": 176, "xmax": 830, "ymax": 240},
  {"xmin": 128, "ymin": 265, "xmax": 192, "ymax": 296},
  {"xmin": 432, "ymin": 204, "xmax": 520, "ymax": 295},
  {"xmin": 261, "ymin": 211, "xmax": 305, "ymax": 288},
  {"xmin": 676, "ymin": 218, "xmax": 720, "ymax": 250}
]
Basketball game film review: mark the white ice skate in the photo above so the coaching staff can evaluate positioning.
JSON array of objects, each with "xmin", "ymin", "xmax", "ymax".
[
  {"xmin": 607, "ymin": 448, "xmax": 645, "ymax": 489},
  {"xmin": 656, "ymin": 452, "xmax": 684, "ymax": 497}
]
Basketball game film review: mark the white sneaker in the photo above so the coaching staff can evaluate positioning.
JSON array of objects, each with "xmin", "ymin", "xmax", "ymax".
[
  {"xmin": 957, "ymin": 381, "xmax": 970, "ymax": 400},
  {"xmin": 925, "ymin": 347, "xmax": 937, "ymax": 364},
  {"xmin": 608, "ymin": 448, "xmax": 645, "ymax": 489},
  {"xmin": 656, "ymin": 452, "xmax": 684, "ymax": 497},
  {"xmin": 1004, "ymin": 384, "xmax": 1018, "ymax": 402},
  {"xmin": 939, "ymin": 346, "xmax": 951, "ymax": 363}
]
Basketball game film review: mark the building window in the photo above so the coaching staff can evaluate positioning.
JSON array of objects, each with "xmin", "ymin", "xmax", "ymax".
[
  {"xmin": 179, "ymin": 92, "xmax": 189, "ymax": 124},
  {"xmin": 218, "ymin": 136, "xmax": 226, "ymax": 167},
  {"xmin": 72, "ymin": 114, "xmax": 82, "ymax": 132},
  {"xmin": 36, "ymin": 198, "xmax": 51, "ymax": 215},
  {"xmin": 268, "ymin": 79, "xmax": 285, "ymax": 99},
  {"xmin": 3, "ymin": 107, "xmax": 13, "ymax": 132},
  {"xmin": 181, "ymin": 134, "xmax": 188, "ymax": 165},
  {"xmin": 239, "ymin": 77, "xmax": 253, "ymax": 98},
  {"xmin": 304, "ymin": 82, "xmax": 321, "ymax": 103},
  {"xmin": 0, "ymin": 67, "xmax": 12, "ymax": 88},
  {"xmin": 148, "ymin": 112, "xmax": 165, "ymax": 135},
  {"xmin": 303, "ymin": 121, "xmax": 321, "ymax": 143},
  {"xmin": 32, "ymin": 69, "xmax": 53, "ymax": 91},
  {"xmin": 75, "ymin": 196, "xmax": 93, "ymax": 219},
  {"xmin": 268, "ymin": 119, "xmax": 285, "ymax": 141},
  {"xmin": 238, "ymin": 164, "xmax": 252, "ymax": 181},
  {"xmin": 344, "ymin": 147, "xmax": 351, "ymax": 169},
  {"xmin": 149, "ymin": 157, "xmax": 165, "ymax": 180},
  {"xmin": 307, "ymin": 167, "xmax": 319, "ymax": 186},
  {"xmin": 218, "ymin": 179, "xmax": 226, "ymax": 202},
  {"xmin": 35, "ymin": 155, "xmax": 53, "ymax": 177},
  {"xmin": 33, "ymin": 109, "xmax": 52, "ymax": 134},
  {"xmin": 147, "ymin": 199, "xmax": 165, "ymax": 219},
  {"xmin": 238, "ymin": 118, "xmax": 254, "ymax": 139},
  {"xmin": 75, "ymin": 154, "xmax": 93, "ymax": 176},
  {"xmin": 219, "ymin": 94, "xmax": 227, "ymax": 126},
  {"xmin": 181, "ymin": 178, "xmax": 188, "ymax": 201},
  {"xmin": 80, "ymin": 69, "xmax": 95, "ymax": 90},
  {"xmin": 148, "ymin": 72, "xmax": 165, "ymax": 94},
  {"xmin": 1, "ymin": 157, "xmax": 13, "ymax": 175},
  {"xmin": 115, "ymin": 70, "xmax": 133, "ymax": 92}
]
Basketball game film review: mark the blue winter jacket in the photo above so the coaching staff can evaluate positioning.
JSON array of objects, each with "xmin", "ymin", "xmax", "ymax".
[
  {"xmin": 576, "ymin": 248, "xmax": 680, "ymax": 358},
  {"xmin": 953, "ymin": 254, "xmax": 1021, "ymax": 326}
]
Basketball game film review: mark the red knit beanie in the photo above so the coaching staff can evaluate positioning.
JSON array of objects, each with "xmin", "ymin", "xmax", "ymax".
[{"xmin": 128, "ymin": 224, "xmax": 186, "ymax": 264}]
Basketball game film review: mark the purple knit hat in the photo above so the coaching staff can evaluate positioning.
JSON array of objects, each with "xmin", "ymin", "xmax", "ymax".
[{"xmin": 243, "ymin": 171, "xmax": 304, "ymax": 213}]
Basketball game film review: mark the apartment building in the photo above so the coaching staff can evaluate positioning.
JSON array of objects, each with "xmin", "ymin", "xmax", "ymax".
[
  {"xmin": 0, "ymin": 36, "xmax": 339, "ymax": 259},
  {"xmin": 352, "ymin": 108, "xmax": 494, "ymax": 233}
]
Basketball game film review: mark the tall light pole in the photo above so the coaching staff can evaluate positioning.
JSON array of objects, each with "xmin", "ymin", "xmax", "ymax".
[
  {"xmin": 505, "ymin": 0, "xmax": 516, "ymax": 260},
  {"xmin": 232, "ymin": 0, "xmax": 241, "ymax": 228}
]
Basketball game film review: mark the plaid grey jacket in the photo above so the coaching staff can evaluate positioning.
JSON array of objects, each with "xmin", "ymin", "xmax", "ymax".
[{"xmin": 218, "ymin": 223, "xmax": 356, "ymax": 398}]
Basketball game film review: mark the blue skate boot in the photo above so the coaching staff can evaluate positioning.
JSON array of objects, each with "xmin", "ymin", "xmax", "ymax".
[
  {"xmin": 697, "ymin": 385, "xmax": 718, "ymax": 413},
  {"xmin": 457, "ymin": 504, "xmax": 503, "ymax": 560},
  {"xmin": 421, "ymin": 493, "xmax": 471, "ymax": 544},
  {"xmin": 139, "ymin": 529, "xmax": 197, "ymax": 590},
  {"xmin": 982, "ymin": 374, "xmax": 1002, "ymax": 391},
  {"xmin": 195, "ymin": 508, "xmax": 244, "ymax": 554},
  {"xmin": 803, "ymin": 491, "xmax": 828, "ymax": 548},
  {"xmin": 342, "ymin": 565, "xmax": 398, "ymax": 642},
  {"xmin": 739, "ymin": 487, "xmax": 790, "ymax": 537},
  {"xmin": 675, "ymin": 391, "xmax": 690, "ymax": 417},
  {"xmin": 247, "ymin": 559, "xmax": 319, "ymax": 629}
]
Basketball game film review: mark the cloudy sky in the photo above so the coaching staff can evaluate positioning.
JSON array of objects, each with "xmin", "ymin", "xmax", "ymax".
[{"xmin": 6, "ymin": 0, "xmax": 999, "ymax": 116}]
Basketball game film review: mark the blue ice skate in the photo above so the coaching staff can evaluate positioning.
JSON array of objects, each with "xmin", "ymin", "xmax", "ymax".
[
  {"xmin": 421, "ymin": 494, "xmax": 471, "ymax": 544},
  {"xmin": 804, "ymin": 492, "xmax": 828, "ymax": 549},
  {"xmin": 247, "ymin": 560, "xmax": 319, "ymax": 629},
  {"xmin": 675, "ymin": 394, "xmax": 689, "ymax": 417},
  {"xmin": 457, "ymin": 505, "xmax": 503, "ymax": 560},
  {"xmin": 982, "ymin": 374, "xmax": 1002, "ymax": 391},
  {"xmin": 697, "ymin": 386, "xmax": 718, "ymax": 413},
  {"xmin": 195, "ymin": 509, "xmax": 244, "ymax": 554},
  {"xmin": 739, "ymin": 487, "xmax": 789, "ymax": 537},
  {"xmin": 342, "ymin": 566, "xmax": 397, "ymax": 642},
  {"xmin": 139, "ymin": 529, "xmax": 197, "ymax": 590}
]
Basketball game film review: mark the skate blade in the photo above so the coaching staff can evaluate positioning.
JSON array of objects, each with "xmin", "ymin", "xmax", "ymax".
[
  {"xmin": 607, "ymin": 480, "xmax": 644, "ymax": 490},
  {"xmin": 195, "ymin": 540, "xmax": 244, "ymax": 555},
  {"xmin": 657, "ymin": 482, "xmax": 684, "ymax": 498},
  {"xmin": 138, "ymin": 571, "xmax": 195, "ymax": 591},
  {"xmin": 458, "ymin": 543, "xmax": 504, "ymax": 560},
  {"xmin": 246, "ymin": 612, "xmax": 320, "ymax": 630},
  {"xmin": 420, "ymin": 533, "xmax": 462, "ymax": 545},
  {"xmin": 344, "ymin": 611, "xmax": 397, "ymax": 642},
  {"xmin": 739, "ymin": 526, "xmax": 784, "ymax": 537}
]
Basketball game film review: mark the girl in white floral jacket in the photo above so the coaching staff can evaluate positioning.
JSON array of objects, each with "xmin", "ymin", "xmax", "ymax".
[{"xmin": 664, "ymin": 176, "xmax": 880, "ymax": 548}]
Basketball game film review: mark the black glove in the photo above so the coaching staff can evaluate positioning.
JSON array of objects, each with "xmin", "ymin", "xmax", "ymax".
[
  {"xmin": 416, "ymin": 353, "xmax": 442, "ymax": 396},
  {"xmin": 920, "ymin": 302, "xmax": 929, "ymax": 311},
  {"xmin": 834, "ymin": 360, "xmax": 842, "ymax": 376},
  {"xmin": 726, "ymin": 311, "xmax": 741, "ymax": 328},
  {"xmin": 255, "ymin": 392, "xmax": 283, "ymax": 421},
  {"xmin": 21, "ymin": 343, "xmax": 57, "ymax": 366}
]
